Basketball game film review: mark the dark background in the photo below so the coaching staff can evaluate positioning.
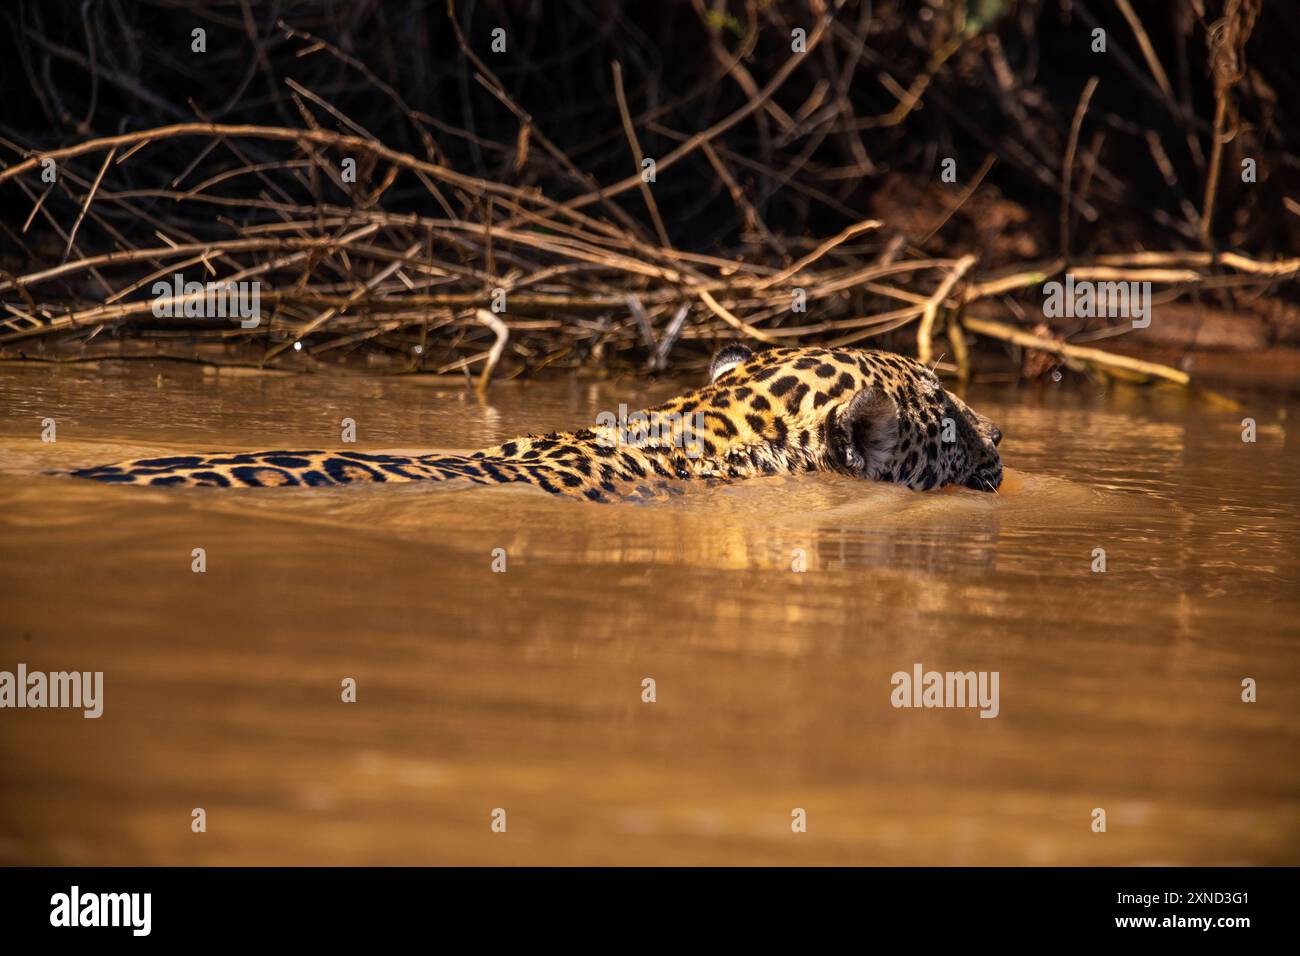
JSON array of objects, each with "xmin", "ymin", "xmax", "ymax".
[{"xmin": 3, "ymin": 0, "xmax": 1296, "ymax": 259}]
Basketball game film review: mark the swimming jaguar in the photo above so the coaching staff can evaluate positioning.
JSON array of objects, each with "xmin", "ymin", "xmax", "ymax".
[{"xmin": 65, "ymin": 345, "xmax": 1004, "ymax": 501}]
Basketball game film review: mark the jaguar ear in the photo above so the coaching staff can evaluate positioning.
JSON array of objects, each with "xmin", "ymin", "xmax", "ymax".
[
  {"xmin": 835, "ymin": 389, "xmax": 899, "ymax": 477},
  {"xmin": 709, "ymin": 344, "xmax": 755, "ymax": 382}
]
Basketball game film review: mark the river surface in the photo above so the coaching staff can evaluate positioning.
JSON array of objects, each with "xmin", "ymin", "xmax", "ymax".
[{"xmin": 1, "ymin": 362, "xmax": 1297, "ymax": 865}]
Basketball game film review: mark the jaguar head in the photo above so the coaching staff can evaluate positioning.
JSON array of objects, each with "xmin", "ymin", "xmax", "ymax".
[
  {"xmin": 830, "ymin": 356, "xmax": 1003, "ymax": 492},
  {"xmin": 709, "ymin": 344, "xmax": 1003, "ymax": 493}
]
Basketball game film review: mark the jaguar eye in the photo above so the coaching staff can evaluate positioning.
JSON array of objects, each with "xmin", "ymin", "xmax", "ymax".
[{"xmin": 990, "ymin": 427, "xmax": 1003, "ymax": 447}]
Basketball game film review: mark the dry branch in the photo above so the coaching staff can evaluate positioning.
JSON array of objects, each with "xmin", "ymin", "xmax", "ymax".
[{"xmin": 2, "ymin": 2, "xmax": 1295, "ymax": 387}]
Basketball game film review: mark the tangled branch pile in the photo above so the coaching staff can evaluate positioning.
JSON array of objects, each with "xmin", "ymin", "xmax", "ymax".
[{"xmin": 1, "ymin": 1, "xmax": 1297, "ymax": 385}]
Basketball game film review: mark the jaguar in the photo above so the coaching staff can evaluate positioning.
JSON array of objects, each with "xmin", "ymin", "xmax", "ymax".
[{"xmin": 65, "ymin": 345, "xmax": 1005, "ymax": 501}]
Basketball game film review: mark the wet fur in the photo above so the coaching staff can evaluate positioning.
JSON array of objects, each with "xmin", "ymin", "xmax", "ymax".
[{"xmin": 66, "ymin": 346, "xmax": 1004, "ymax": 501}]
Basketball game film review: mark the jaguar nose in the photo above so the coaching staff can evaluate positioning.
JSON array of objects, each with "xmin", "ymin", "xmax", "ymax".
[{"xmin": 990, "ymin": 427, "xmax": 1003, "ymax": 447}]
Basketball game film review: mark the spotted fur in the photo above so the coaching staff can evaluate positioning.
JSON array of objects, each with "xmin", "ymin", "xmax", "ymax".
[{"xmin": 65, "ymin": 346, "xmax": 1004, "ymax": 500}]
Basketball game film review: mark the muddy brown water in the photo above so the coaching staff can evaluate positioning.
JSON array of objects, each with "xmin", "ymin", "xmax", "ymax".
[{"xmin": 1, "ymin": 362, "xmax": 1297, "ymax": 865}]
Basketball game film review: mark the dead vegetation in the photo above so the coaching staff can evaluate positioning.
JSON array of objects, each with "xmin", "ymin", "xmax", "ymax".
[{"xmin": 1, "ymin": 1, "xmax": 1297, "ymax": 388}]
